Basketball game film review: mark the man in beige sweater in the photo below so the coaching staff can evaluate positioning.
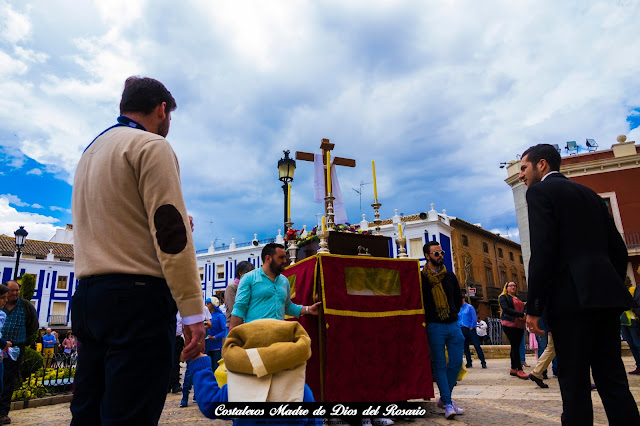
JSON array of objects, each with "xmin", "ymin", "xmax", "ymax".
[{"xmin": 71, "ymin": 76, "xmax": 205, "ymax": 425}]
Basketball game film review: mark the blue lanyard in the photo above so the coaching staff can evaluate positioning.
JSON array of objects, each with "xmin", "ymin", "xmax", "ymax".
[{"xmin": 83, "ymin": 116, "xmax": 147, "ymax": 153}]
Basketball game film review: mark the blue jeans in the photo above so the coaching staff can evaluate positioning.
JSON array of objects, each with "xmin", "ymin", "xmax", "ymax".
[
  {"xmin": 461, "ymin": 327, "xmax": 486, "ymax": 365},
  {"xmin": 520, "ymin": 331, "xmax": 526, "ymax": 363},
  {"xmin": 182, "ymin": 367, "xmax": 193, "ymax": 397},
  {"xmin": 621, "ymin": 320, "xmax": 640, "ymax": 368},
  {"xmin": 207, "ymin": 350, "xmax": 222, "ymax": 372},
  {"xmin": 536, "ymin": 332, "xmax": 557, "ymax": 372},
  {"xmin": 427, "ymin": 322, "xmax": 464, "ymax": 405}
]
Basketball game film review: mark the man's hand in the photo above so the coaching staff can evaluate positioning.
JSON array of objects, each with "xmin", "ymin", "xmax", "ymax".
[
  {"xmin": 229, "ymin": 315, "xmax": 243, "ymax": 331},
  {"xmin": 526, "ymin": 315, "xmax": 544, "ymax": 336},
  {"xmin": 181, "ymin": 321, "xmax": 206, "ymax": 361},
  {"xmin": 307, "ymin": 302, "xmax": 322, "ymax": 315},
  {"xmin": 5, "ymin": 341, "xmax": 11, "ymax": 348}
]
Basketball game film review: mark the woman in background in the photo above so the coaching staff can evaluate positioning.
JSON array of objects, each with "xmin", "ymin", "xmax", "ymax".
[{"xmin": 499, "ymin": 282, "xmax": 527, "ymax": 379}]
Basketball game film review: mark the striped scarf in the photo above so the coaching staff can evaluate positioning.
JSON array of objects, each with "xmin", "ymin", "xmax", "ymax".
[{"xmin": 425, "ymin": 265, "xmax": 450, "ymax": 321}]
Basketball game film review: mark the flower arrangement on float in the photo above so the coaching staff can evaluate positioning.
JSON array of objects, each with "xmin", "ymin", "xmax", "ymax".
[{"xmin": 296, "ymin": 222, "xmax": 371, "ymax": 247}]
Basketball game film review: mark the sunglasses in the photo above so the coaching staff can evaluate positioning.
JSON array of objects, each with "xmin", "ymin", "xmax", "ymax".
[{"xmin": 430, "ymin": 250, "xmax": 446, "ymax": 257}]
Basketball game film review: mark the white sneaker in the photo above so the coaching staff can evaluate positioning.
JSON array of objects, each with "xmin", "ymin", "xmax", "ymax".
[
  {"xmin": 451, "ymin": 401, "xmax": 464, "ymax": 415},
  {"xmin": 437, "ymin": 398, "xmax": 464, "ymax": 415},
  {"xmin": 444, "ymin": 404, "xmax": 456, "ymax": 419}
]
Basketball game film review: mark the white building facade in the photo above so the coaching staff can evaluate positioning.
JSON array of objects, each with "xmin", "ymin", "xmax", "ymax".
[{"xmin": 0, "ymin": 202, "xmax": 456, "ymax": 329}]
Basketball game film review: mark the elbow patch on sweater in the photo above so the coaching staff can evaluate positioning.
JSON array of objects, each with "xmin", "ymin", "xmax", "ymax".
[{"xmin": 154, "ymin": 204, "xmax": 188, "ymax": 254}]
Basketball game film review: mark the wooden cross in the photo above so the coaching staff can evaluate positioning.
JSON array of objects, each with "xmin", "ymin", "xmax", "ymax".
[{"xmin": 296, "ymin": 138, "xmax": 356, "ymax": 216}]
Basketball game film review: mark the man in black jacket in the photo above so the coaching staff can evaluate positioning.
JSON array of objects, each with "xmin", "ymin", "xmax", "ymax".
[
  {"xmin": 520, "ymin": 144, "xmax": 639, "ymax": 424},
  {"xmin": 0, "ymin": 280, "xmax": 39, "ymax": 424}
]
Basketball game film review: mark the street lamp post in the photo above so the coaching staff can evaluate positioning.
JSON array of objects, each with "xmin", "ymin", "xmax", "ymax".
[
  {"xmin": 13, "ymin": 226, "xmax": 28, "ymax": 281},
  {"xmin": 278, "ymin": 150, "xmax": 296, "ymax": 231}
]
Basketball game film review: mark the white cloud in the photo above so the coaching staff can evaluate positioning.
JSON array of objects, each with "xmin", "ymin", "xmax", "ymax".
[
  {"xmin": 0, "ymin": 1, "xmax": 32, "ymax": 44},
  {"xmin": 50, "ymin": 206, "xmax": 71, "ymax": 213},
  {"xmin": 0, "ymin": 198, "xmax": 59, "ymax": 242},
  {"xmin": 26, "ymin": 168, "xmax": 41, "ymax": 175},
  {"xmin": 31, "ymin": 203, "xmax": 43, "ymax": 209},
  {"xmin": 1, "ymin": 1, "xmax": 640, "ymax": 249},
  {"xmin": 0, "ymin": 193, "xmax": 29, "ymax": 207}
]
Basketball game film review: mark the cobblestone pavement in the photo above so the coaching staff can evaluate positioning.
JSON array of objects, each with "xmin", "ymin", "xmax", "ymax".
[{"xmin": 8, "ymin": 355, "xmax": 640, "ymax": 425}]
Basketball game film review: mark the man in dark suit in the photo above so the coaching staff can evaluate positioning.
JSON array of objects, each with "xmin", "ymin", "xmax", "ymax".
[{"xmin": 521, "ymin": 144, "xmax": 639, "ymax": 425}]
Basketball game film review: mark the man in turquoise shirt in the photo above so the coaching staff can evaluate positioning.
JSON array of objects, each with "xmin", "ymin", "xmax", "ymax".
[{"xmin": 230, "ymin": 243, "xmax": 321, "ymax": 329}]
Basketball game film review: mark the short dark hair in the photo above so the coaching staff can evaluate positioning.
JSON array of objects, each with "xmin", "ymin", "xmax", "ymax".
[
  {"xmin": 521, "ymin": 144, "xmax": 561, "ymax": 172},
  {"xmin": 119, "ymin": 76, "xmax": 177, "ymax": 115},
  {"xmin": 423, "ymin": 241, "xmax": 441, "ymax": 255},
  {"xmin": 261, "ymin": 243, "xmax": 285, "ymax": 262},
  {"xmin": 235, "ymin": 261, "xmax": 255, "ymax": 279},
  {"xmin": 0, "ymin": 284, "xmax": 9, "ymax": 296}
]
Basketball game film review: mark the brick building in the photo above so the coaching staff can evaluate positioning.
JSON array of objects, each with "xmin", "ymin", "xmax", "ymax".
[{"xmin": 450, "ymin": 218, "xmax": 526, "ymax": 320}]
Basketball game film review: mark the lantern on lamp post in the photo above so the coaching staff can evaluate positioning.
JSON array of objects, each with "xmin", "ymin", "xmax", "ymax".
[
  {"xmin": 13, "ymin": 226, "xmax": 28, "ymax": 281},
  {"xmin": 277, "ymin": 150, "xmax": 296, "ymax": 230}
]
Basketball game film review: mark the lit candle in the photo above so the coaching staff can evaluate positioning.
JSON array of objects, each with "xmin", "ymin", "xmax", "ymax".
[
  {"xmin": 372, "ymin": 160, "xmax": 378, "ymax": 202},
  {"xmin": 287, "ymin": 183, "xmax": 291, "ymax": 221},
  {"xmin": 326, "ymin": 151, "xmax": 332, "ymax": 195},
  {"xmin": 322, "ymin": 216, "xmax": 326, "ymax": 231},
  {"xmin": 398, "ymin": 223, "xmax": 403, "ymax": 239}
]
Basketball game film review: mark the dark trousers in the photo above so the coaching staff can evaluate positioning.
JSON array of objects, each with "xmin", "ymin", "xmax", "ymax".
[
  {"xmin": 551, "ymin": 311, "xmax": 639, "ymax": 425},
  {"xmin": 169, "ymin": 335, "xmax": 185, "ymax": 390},
  {"xmin": 461, "ymin": 327, "xmax": 486, "ymax": 365},
  {"xmin": 502, "ymin": 326, "xmax": 524, "ymax": 371},
  {"xmin": 0, "ymin": 343, "xmax": 25, "ymax": 416},
  {"xmin": 70, "ymin": 274, "xmax": 177, "ymax": 426}
]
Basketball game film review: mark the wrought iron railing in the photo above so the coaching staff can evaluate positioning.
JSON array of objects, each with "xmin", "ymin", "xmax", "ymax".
[
  {"xmin": 486, "ymin": 286, "xmax": 502, "ymax": 300},
  {"xmin": 12, "ymin": 352, "xmax": 76, "ymax": 401},
  {"xmin": 486, "ymin": 318, "xmax": 503, "ymax": 345},
  {"xmin": 48, "ymin": 315, "xmax": 68, "ymax": 326},
  {"xmin": 624, "ymin": 232, "xmax": 640, "ymax": 250}
]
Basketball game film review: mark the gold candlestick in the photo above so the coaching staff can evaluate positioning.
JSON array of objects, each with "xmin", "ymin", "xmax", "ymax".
[
  {"xmin": 371, "ymin": 202, "xmax": 382, "ymax": 235},
  {"xmin": 396, "ymin": 236, "xmax": 408, "ymax": 258},
  {"xmin": 284, "ymin": 220, "xmax": 298, "ymax": 263},
  {"xmin": 325, "ymin": 194, "xmax": 336, "ymax": 231},
  {"xmin": 317, "ymin": 229, "xmax": 329, "ymax": 253}
]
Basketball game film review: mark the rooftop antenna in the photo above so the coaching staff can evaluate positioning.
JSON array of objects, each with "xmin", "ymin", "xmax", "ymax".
[{"xmin": 352, "ymin": 181, "xmax": 373, "ymax": 215}]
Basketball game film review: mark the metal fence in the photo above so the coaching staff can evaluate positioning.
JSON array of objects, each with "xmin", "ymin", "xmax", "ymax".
[
  {"xmin": 486, "ymin": 317, "xmax": 503, "ymax": 345},
  {"xmin": 12, "ymin": 352, "xmax": 76, "ymax": 401}
]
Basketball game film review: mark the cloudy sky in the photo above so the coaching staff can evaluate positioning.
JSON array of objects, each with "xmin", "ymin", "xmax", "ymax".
[{"xmin": 1, "ymin": 0, "xmax": 639, "ymax": 249}]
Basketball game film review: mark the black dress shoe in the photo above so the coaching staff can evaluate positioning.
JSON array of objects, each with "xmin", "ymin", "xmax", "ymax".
[
  {"xmin": 0, "ymin": 414, "xmax": 11, "ymax": 424},
  {"xmin": 542, "ymin": 371, "xmax": 548, "ymax": 380},
  {"xmin": 171, "ymin": 385, "xmax": 182, "ymax": 393},
  {"xmin": 529, "ymin": 374, "xmax": 549, "ymax": 389},
  {"xmin": 465, "ymin": 363, "xmax": 473, "ymax": 368}
]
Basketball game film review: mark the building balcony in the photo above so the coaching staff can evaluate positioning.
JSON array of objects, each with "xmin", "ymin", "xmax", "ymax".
[
  {"xmin": 48, "ymin": 315, "xmax": 68, "ymax": 326},
  {"xmin": 486, "ymin": 286, "xmax": 502, "ymax": 301},
  {"xmin": 466, "ymin": 280, "xmax": 484, "ymax": 299},
  {"xmin": 624, "ymin": 232, "xmax": 640, "ymax": 254}
]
